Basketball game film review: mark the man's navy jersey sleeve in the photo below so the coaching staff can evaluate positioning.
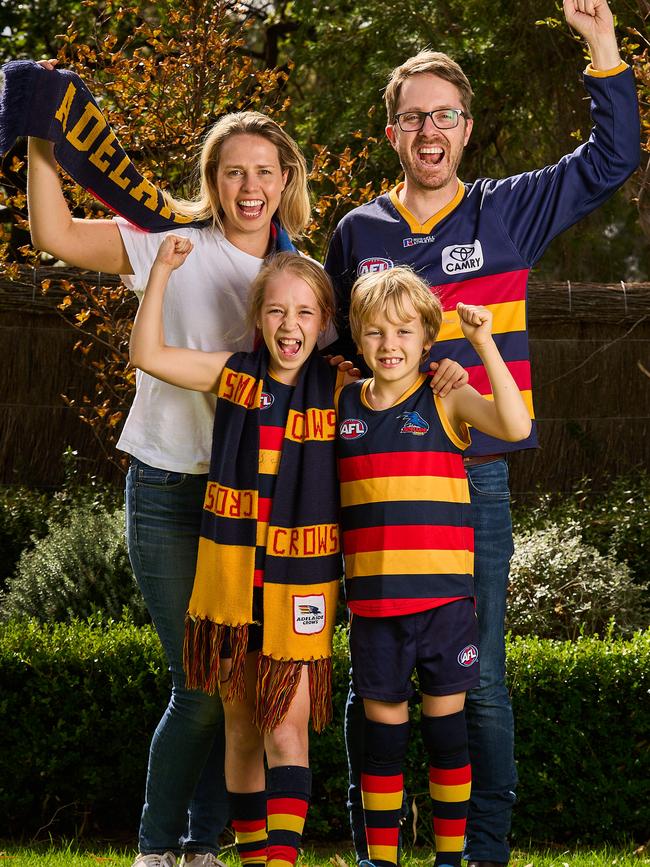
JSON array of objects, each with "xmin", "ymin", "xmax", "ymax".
[{"xmin": 486, "ymin": 65, "xmax": 640, "ymax": 266}]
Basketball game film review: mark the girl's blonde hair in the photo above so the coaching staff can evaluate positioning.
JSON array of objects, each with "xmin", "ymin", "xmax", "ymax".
[
  {"xmin": 169, "ymin": 112, "xmax": 310, "ymax": 240},
  {"xmin": 349, "ymin": 266, "xmax": 442, "ymax": 346},
  {"xmin": 247, "ymin": 253, "xmax": 336, "ymax": 332}
]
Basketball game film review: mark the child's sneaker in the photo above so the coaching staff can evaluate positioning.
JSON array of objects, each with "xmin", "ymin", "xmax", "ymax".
[
  {"xmin": 180, "ymin": 855, "xmax": 227, "ymax": 867},
  {"xmin": 131, "ymin": 855, "xmax": 177, "ymax": 867}
]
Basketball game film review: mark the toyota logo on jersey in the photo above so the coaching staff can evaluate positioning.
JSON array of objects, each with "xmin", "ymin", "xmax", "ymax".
[
  {"xmin": 441, "ymin": 240, "xmax": 484, "ymax": 275},
  {"xmin": 357, "ymin": 257, "xmax": 393, "ymax": 276}
]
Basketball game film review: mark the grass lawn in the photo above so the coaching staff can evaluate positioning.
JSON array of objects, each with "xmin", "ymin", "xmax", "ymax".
[{"xmin": 0, "ymin": 844, "xmax": 647, "ymax": 867}]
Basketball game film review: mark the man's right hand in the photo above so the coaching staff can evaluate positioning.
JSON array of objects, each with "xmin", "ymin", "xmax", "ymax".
[{"xmin": 563, "ymin": 0, "xmax": 622, "ymax": 70}]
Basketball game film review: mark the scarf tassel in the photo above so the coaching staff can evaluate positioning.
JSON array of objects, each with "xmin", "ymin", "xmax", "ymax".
[{"xmin": 253, "ymin": 655, "xmax": 333, "ymax": 734}]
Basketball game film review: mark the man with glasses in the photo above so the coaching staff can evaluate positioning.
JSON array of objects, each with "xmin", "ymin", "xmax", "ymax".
[{"xmin": 325, "ymin": 2, "xmax": 639, "ymax": 866}]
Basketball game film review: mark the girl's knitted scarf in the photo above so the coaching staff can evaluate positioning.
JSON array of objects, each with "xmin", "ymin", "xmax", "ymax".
[
  {"xmin": 183, "ymin": 346, "xmax": 341, "ymax": 733},
  {"xmin": 0, "ymin": 59, "xmax": 294, "ymax": 248}
]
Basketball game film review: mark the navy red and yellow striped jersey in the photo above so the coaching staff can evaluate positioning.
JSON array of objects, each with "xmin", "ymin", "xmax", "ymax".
[
  {"xmin": 337, "ymin": 375, "xmax": 473, "ymax": 616},
  {"xmin": 325, "ymin": 65, "xmax": 640, "ymax": 457}
]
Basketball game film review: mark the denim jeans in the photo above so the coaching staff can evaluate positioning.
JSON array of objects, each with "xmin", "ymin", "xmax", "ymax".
[
  {"xmin": 344, "ymin": 458, "xmax": 516, "ymax": 864},
  {"xmin": 125, "ymin": 458, "xmax": 228, "ymax": 856}
]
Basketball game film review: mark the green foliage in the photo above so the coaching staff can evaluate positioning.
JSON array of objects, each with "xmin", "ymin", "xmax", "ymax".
[
  {"xmin": 1, "ymin": 621, "xmax": 648, "ymax": 844},
  {"xmin": 0, "ymin": 503, "xmax": 146, "ymax": 625},
  {"xmin": 512, "ymin": 472, "xmax": 650, "ymax": 587},
  {"xmin": 0, "ymin": 485, "xmax": 51, "ymax": 591},
  {"xmin": 506, "ymin": 520, "xmax": 649, "ymax": 639}
]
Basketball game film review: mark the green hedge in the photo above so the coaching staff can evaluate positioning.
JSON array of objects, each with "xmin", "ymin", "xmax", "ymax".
[{"xmin": 1, "ymin": 621, "xmax": 648, "ymax": 844}]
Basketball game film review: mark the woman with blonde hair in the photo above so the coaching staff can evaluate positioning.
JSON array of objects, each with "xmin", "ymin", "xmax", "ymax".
[{"xmin": 27, "ymin": 60, "xmax": 316, "ymax": 867}]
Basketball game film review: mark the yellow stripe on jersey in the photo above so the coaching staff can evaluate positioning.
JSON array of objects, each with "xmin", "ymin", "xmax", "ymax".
[
  {"xmin": 437, "ymin": 300, "xmax": 526, "ymax": 343},
  {"xmin": 259, "ymin": 448, "xmax": 281, "ymax": 475},
  {"xmin": 346, "ymin": 548, "xmax": 473, "ymax": 578},
  {"xmin": 361, "ymin": 789, "xmax": 404, "ymax": 812},
  {"xmin": 429, "ymin": 780, "xmax": 472, "ymax": 802},
  {"xmin": 340, "ymin": 474, "xmax": 470, "ymax": 508},
  {"xmin": 256, "ymin": 521, "xmax": 269, "ymax": 547}
]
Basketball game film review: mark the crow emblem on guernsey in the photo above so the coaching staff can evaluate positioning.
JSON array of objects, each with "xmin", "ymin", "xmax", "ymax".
[{"xmin": 398, "ymin": 411, "xmax": 429, "ymax": 435}]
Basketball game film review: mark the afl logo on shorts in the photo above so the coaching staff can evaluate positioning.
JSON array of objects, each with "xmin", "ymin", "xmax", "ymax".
[
  {"xmin": 260, "ymin": 391, "xmax": 274, "ymax": 409},
  {"xmin": 458, "ymin": 644, "xmax": 479, "ymax": 667},
  {"xmin": 339, "ymin": 418, "xmax": 368, "ymax": 439},
  {"xmin": 357, "ymin": 257, "xmax": 393, "ymax": 276}
]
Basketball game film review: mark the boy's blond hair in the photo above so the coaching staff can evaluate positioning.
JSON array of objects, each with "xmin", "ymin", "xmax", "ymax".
[{"xmin": 349, "ymin": 266, "xmax": 442, "ymax": 347}]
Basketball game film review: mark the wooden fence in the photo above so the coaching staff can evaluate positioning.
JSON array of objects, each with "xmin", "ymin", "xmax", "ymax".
[{"xmin": 1, "ymin": 266, "xmax": 649, "ymax": 497}]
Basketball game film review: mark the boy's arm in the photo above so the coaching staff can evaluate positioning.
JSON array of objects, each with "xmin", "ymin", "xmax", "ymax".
[
  {"xmin": 129, "ymin": 235, "xmax": 232, "ymax": 392},
  {"xmin": 442, "ymin": 304, "xmax": 532, "ymax": 442}
]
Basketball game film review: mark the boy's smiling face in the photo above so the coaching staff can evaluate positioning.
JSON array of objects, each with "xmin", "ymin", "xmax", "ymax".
[{"xmin": 358, "ymin": 297, "xmax": 431, "ymax": 393}]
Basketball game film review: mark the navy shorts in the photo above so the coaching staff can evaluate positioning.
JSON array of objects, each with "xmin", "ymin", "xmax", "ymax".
[{"xmin": 349, "ymin": 598, "xmax": 480, "ymax": 702}]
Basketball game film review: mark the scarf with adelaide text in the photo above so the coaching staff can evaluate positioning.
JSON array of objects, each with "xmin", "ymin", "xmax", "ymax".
[
  {"xmin": 183, "ymin": 346, "xmax": 341, "ymax": 733},
  {"xmin": 0, "ymin": 59, "xmax": 295, "ymax": 248}
]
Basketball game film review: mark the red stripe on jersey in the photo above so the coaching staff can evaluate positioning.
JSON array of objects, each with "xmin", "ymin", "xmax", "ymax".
[
  {"xmin": 339, "ymin": 450, "xmax": 466, "ymax": 483},
  {"xmin": 349, "ymin": 597, "xmax": 464, "ymax": 617},
  {"xmin": 361, "ymin": 773, "xmax": 403, "ymax": 793},
  {"xmin": 343, "ymin": 524, "xmax": 473, "ymax": 554},
  {"xmin": 433, "ymin": 817, "xmax": 468, "ymax": 836},
  {"xmin": 466, "ymin": 360, "xmax": 531, "ymax": 394},
  {"xmin": 259, "ymin": 425, "xmax": 285, "ymax": 451},
  {"xmin": 258, "ymin": 497, "xmax": 272, "ymax": 522},
  {"xmin": 267, "ymin": 797, "xmax": 309, "ymax": 818},
  {"xmin": 433, "ymin": 269, "xmax": 528, "ymax": 310},
  {"xmin": 253, "ymin": 568, "xmax": 264, "ymax": 587},
  {"xmin": 232, "ymin": 818, "xmax": 266, "ymax": 833},
  {"xmin": 429, "ymin": 764, "xmax": 472, "ymax": 785},
  {"xmin": 366, "ymin": 828, "xmax": 400, "ymax": 845}
]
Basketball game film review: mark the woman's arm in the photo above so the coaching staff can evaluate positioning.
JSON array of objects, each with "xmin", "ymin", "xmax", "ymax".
[
  {"xmin": 27, "ymin": 136, "xmax": 132, "ymax": 274},
  {"xmin": 442, "ymin": 303, "xmax": 532, "ymax": 442},
  {"xmin": 130, "ymin": 235, "xmax": 232, "ymax": 392}
]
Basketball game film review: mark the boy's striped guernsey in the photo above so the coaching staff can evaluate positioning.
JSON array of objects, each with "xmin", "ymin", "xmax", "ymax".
[
  {"xmin": 337, "ymin": 375, "xmax": 473, "ymax": 615},
  {"xmin": 325, "ymin": 65, "xmax": 640, "ymax": 457}
]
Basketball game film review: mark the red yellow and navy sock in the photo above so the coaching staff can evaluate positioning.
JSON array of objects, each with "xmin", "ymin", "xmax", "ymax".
[
  {"xmin": 266, "ymin": 765, "xmax": 311, "ymax": 867},
  {"xmin": 421, "ymin": 710, "xmax": 471, "ymax": 867},
  {"xmin": 361, "ymin": 718, "xmax": 410, "ymax": 867},
  {"xmin": 230, "ymin": 790, "xmax": 268, "ymax": 867}
]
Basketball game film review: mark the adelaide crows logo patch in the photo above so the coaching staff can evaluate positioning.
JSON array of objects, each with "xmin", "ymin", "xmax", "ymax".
[
  {"xmin": 293, "ymin": 594, "xmax": 326, "ymax": 634},
  {"xmin": 398, "ymin": 411, "xmax": 429, "ymax": 435}
]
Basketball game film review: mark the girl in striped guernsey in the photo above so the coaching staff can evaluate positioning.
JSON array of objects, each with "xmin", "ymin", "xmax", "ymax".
[
  {"xmin": 337, "ymin": 266, "xmax": 531, "ymax": 867},
  {"xmin": 130, "ymin": 238, "xmax": 354, "ymax": 867}
]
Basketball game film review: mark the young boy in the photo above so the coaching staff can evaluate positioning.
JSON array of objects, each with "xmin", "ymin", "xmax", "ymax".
[{"xmin": 336, "ymin": 266, "xmax": 531, "ymax": 867}]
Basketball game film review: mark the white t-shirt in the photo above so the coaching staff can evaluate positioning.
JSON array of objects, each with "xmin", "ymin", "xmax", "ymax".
[{"xmin": 115, "ymin": 219, "xmax": 336, "ymax": 474}]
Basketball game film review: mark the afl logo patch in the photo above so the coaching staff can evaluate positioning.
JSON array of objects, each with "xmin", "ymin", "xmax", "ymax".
[
  {"xmin": 458, "ymin": 644, "xmax": 478, "ymax": 667},
  {"xmin": 339, "ymin": 418, "xmax": 368, "ymax": 439},
  {"xmin": 260, "ymin": 391, "xmax": 274, "ymax": 409},
  {"xmin": 357, "ymin": 257, "xmax": 393, "ymax": 276}
]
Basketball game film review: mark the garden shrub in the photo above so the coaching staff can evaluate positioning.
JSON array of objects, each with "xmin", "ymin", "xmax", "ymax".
[
  {"xmin": 0, "ymin": 620, "xmax": 647, "ymax": 845},
  {"xmin": 0, "ymin": 503, "xmax": 147, "ymax": 625},
  {"xmin": 506, "ymin": 520, "xmax": 649, "ymax": 639},
  {"xmin": 512, "ymin": 471, "xmax": 650, "ymax": 586},
  {"xmin": 0, "ymin": 485, "xmax": 51, "ymax": 591}
]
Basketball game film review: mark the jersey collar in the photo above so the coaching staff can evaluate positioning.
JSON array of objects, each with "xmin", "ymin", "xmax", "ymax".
[{"xmin": 388, "ymin": 179, "xmax": 465, "ymax": 234}]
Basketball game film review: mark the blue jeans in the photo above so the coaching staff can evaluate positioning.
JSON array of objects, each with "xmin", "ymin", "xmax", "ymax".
[
  {"xmin": 126, "ymin": 458, "xmax": 228, "ymax": 856},
  {"xmin": 344, "ymin": 458, "xmax": 516, "ymax": 864}
]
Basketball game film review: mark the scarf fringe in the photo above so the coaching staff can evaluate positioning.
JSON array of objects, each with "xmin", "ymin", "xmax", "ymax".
[
  {"xmin": 308, "ymin": 657, "xmax": 333, "ymax": 733},
  {"xmin": 254, "ymin": 654, "xmax": 304, "ymax": 733},
  {"xmin": 183, "ymin": 617, "xmax": 252, "ymax": 701},
  {"xmin": 253, "ymin": 654, "xmax": 333, "ymax": 734}
]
